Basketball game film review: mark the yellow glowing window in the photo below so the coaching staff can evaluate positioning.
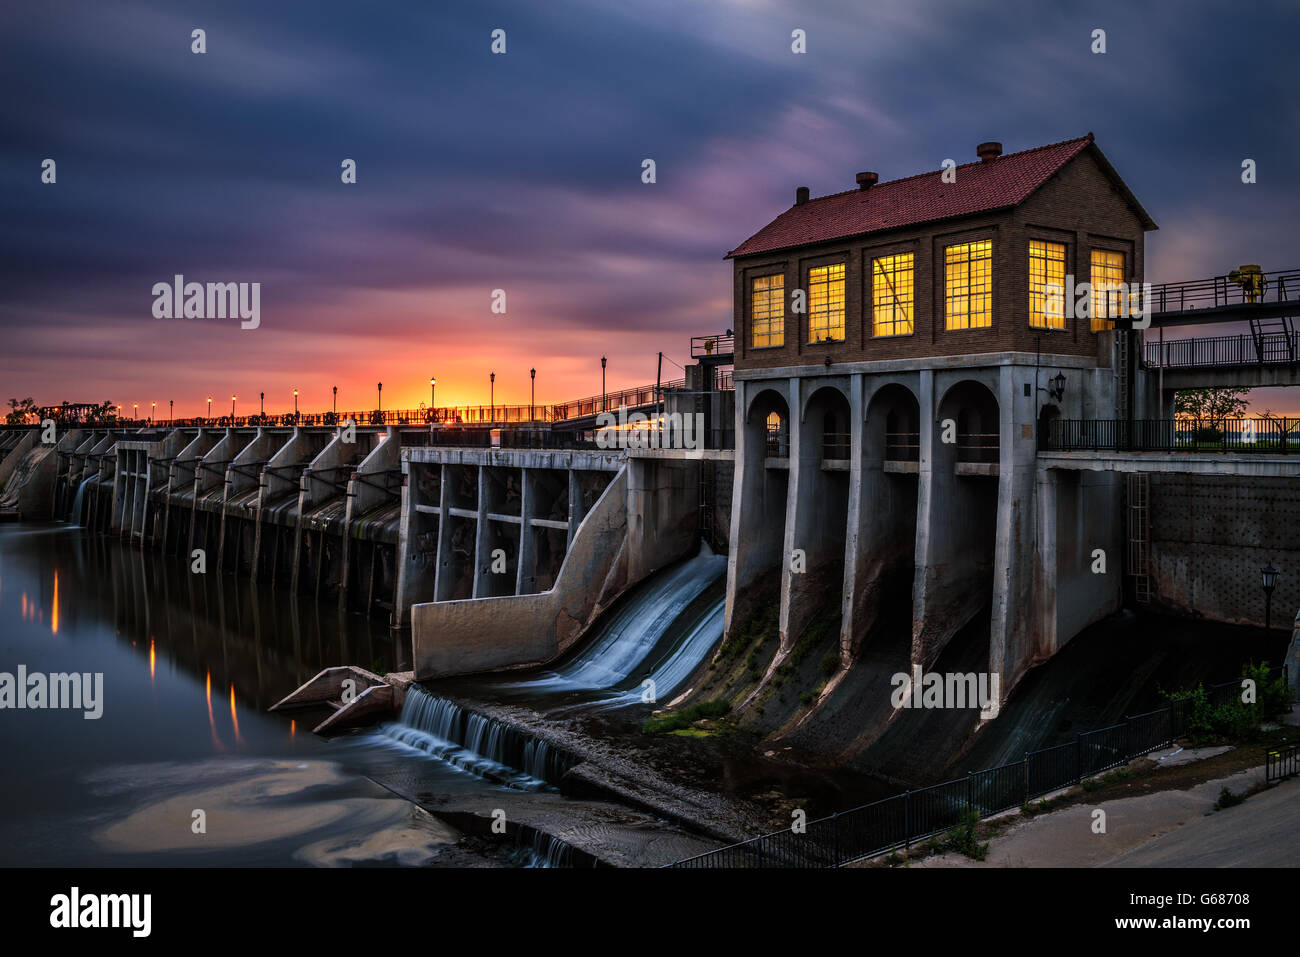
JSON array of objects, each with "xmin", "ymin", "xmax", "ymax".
[
  {"xmin": 750, "ymin": 274, "xmax": 784, "ymax": 348},
  {"xmin": 945, "ymin": 241, "xmax": 992, "ymax": 330},
  {"xmin": 872, "ymin": 253, "xmax": 914, "ymax": 337},
  {"xmin": 1029, "ymin": 241, "xmax": 1067, "ymax": 330},
  {"xmin": 808, "ymin": 263, "xmax": 846, "ymax": 342},
  {"xmin": 1090, "ymin": 249, "xmax": 1124, "ymax": 331}
]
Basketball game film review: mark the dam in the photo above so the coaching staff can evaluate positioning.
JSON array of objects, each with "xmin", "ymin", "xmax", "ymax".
[{"xmin": 3, "ymin": 134, "xmax": 1299, "ymax": 865}]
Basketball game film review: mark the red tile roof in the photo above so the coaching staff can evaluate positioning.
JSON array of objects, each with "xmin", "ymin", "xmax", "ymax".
[{"xmin": 727, "ymin": 134, "xmax": 1147, "ymax": 259}]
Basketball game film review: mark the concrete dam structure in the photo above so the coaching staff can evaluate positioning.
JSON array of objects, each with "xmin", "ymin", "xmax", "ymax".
[{"xmin": 4, "ymin": 135, "xmax": 1299, "ymax": 776}]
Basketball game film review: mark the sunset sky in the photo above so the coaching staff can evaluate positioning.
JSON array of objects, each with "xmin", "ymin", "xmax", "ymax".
[{"xmin": 3, "ymin": 0, "xmax": 1299, "ymax": 415}]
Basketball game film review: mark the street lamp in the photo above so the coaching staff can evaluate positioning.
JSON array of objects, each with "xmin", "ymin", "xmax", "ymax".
[
  {"xmin": 293, "ymin": 389, "xmax": 298, "ymax": 417},
  {"xmin": 260, "ymin": 391, "xmax": 265, "ymax": 417},
  {"xmin": 332, "ymin": 385, "xmax": 337, "ymax": 416},
  {"xmin": 231, "ymin": 395, "xmax": 237, "ymax": 419},
  {"xmin": 601, "ymin": 356, "xmax": 607, "ymax": 412},
  {"xmin": 377, "ymin": 382, "xmax": 382, "ymax": 417},
  {"xmin": 1262, "ymin": 562, "xmax": 1280, "ymax": 631},
  {"xmin": 530, "ymin": 368, "xmax": 536, "ymax": 423},
  {"xmin": 490, "ymin": 372, "xmax": 495, "ymax": 422},
  {"xmin": 169, "ymin": 399, "xmax": 173, "ymax": 423},
  {"xmin": 207, "ymin": 396, "xmax": 212, "ymax": 420},
  {"xmin": 151, "ymin": 401, "xmax": 156, "ymax": 424},
  {"xmin": 133, "ymin": 402, "xmax": 138, "ymax": 421},
  {"xmin": 429, "ymin": 377, "xmax": 436, "ymax": 421}
]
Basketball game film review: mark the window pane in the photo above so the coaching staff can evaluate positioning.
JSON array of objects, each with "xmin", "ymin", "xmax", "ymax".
[
  {"xmin": 808, "ymin": 263, "xmax": 846, "ymax": 342},
  {"xmin": 1029, "ymin": 240, "xmax": 1067, "ymax": 330},
  {"xmin": 945, "ymin": 240, "xmax": 992, "ymax": 329},
  {"xmin": 751, "ymin": 273, "xmax": 785, "ymax": 348},
  {"xmin": 872, "ymin": 253, "xmax": 914, "ymax": 337},
  {"xmin": 1090, "ymin": 249, "xmax": 1124, "ymax": 331}
]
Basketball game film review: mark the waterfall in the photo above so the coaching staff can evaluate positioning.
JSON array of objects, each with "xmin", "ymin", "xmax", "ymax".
[
  {"xmin": 375, "ymin": 685, "xmax": 572, "ymax": 789},
  {"xmin": 515, "ymin": 829, "xmax": 573, "ymax": 868},
  {"xmin": 500, "ymin": 545, "xmax": 727, "ymax": 699},
  {"xmin": 68, "ymin": 475, "xmax": 96, "ymax": 525}
]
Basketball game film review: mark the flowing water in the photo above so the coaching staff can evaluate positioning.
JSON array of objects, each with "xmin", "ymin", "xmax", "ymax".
[
  {"xmin": 0, "ymin": 522, "xmax": 528, "ymax": 866},
  {"xmin": 0, "ymin": 523, "xmax": 735, "ymax": 866}
]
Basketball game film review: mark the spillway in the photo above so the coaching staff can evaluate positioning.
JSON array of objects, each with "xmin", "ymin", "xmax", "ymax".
[{"xmin": 370, "ymin": 544, "xmax": 728, "ymax": 790}]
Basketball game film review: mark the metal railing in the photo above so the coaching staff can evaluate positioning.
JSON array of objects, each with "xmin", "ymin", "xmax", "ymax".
[
  {"xmin": 1266, "ymin": 743, "xmax": 1299, "ymax": 784},
  {"xmin": 822, "ymin": 431, "xmax": 851, "ymax": 460},
  {"xmin": 1144, "ymin": 331, "xmax": 1299, "ymax": 368},
  {"xmin": 956, "ymin": 432, "xmax": 999, "ymax": 463},
  {"xmin": 885, "ymin": 431, "xmax": 920, "ymax": 462},
  {"xmin": 1042, "ymin": 418, "xmax": 1298, "ymax": 453},
  {"xmin": 1146, "ymin": 267, "xmax": 1300, "ymax": 314},
  {"xmin": 668, "ymin": 683, "xmax": 1242, "ymax": 868},
  {"xmin": 691, "ymin": 333, "xmax": 735, "ymax": 359}
]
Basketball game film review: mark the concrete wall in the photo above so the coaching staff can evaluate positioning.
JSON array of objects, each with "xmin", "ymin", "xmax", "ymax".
[{"xmin": 1146, "ymin": 473, "xmax": 1300, "ymax": 627}]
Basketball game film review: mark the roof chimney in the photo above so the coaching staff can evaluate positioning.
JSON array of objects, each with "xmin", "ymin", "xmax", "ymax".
[
  {"xmin": 977, "ymin": 141, "xmax": 1003, "ymax": 163},
  {"xmin": 795, "ymin": 186, "xmax": 810, "ymax": 206},
  {"xmin": 855, "ymin": 171, "xmax": 879, "ymax": 191}
]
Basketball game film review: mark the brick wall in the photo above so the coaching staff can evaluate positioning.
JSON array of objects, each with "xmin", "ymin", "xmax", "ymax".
[
  {"xmin": 1148, "ymin": 474, "xmax": 1300, "ymax": 628},
  {"xmin": 732, "ymin": 148, "xmax": 1147, "ymax": 371}
]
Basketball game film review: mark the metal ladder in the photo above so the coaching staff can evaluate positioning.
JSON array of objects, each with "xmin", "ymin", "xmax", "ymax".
[
  {"xmin": 1248, "ymin": 315, "xmax": 1295, "ymax": 363},
  {"xmin": 1126, "ymin": 473, "xmax": 1151, "ymax": 604}
]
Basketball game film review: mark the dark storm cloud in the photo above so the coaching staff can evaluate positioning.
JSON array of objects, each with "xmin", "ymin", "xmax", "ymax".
[{"xmin": 1, "ymin": 0, "xmax": 1298, "ymax": 409}]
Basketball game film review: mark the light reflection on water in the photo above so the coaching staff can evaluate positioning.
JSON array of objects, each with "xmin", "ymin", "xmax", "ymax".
[{"xmin": 0, "ymin": 522, "xmax": 511, "ymax": 867}]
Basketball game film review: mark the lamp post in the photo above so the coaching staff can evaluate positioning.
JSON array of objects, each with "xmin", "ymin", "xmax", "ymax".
[
  {"xmin": 1262, "ymin": 562, "xmax": 1280, "ymax": 631},
  {"xmin": 293, "ymin": 389, "xmax": 298, "ymax": 418},
  {"xmin": 490, "ymin": 372, "xmax": 495, "ymax": 423},
  {"xmin": 169, "ymin": 399, "xmax": 173, "ymax": 424},
  {"xmin": 332, "ymin": 386, "xmax": 337, "ymax": 417},
  {"xmin": 231, "ymin": 395, "xmax": 237, "ymax": 420},
  {"xmin": 151, "ymin": 401, "xmax": 156, "ymax": 424},
  {"xmin": 530, "ymin": 368, "xmax": 536, "ymax": 423},
  {"xmin": 601, "ymin": 356, "xmax": 607, "ymax": 413},
  {"xmin": 430, "ymin": 377, "xmax": 436, "ymax": 423},
  {"xmin": 133, "ymin": 402, "xmax": 138, "ymax": 422},
  {"xmin": 377, "ymin": 382, "xmax": 382, "ymax": 419},
  {"xmin": 207, "ymin": 396, "xmax": 212, "ymax": 420}
]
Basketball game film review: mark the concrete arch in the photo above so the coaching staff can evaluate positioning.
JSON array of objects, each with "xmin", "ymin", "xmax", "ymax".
[
  {"xmin": 938, "ymin": 379, "xmax": 1000, "ymax": 465},
  {"xmin": 866, "ymin": 382, "xmax": 921, "ymax": 463},
  {"xmin": 745, "ymin": 384, "xmax": 790, "ymax": 425}
]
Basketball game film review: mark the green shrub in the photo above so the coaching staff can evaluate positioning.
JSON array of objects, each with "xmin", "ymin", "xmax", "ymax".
[
  {"xmin": 1213, "ymin": 787, "xmax": 1245, "ymax": 811},
  {"xmin": 943, "ymin": 810, "xmax": 989, "ymax": 861},
  {"xmin": 641, "ymin": 699, "xmax": 731, "ymax": 735}
]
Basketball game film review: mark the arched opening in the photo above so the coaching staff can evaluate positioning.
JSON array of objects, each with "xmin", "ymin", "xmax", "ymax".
[
  {"xmin": 765, "ymin": 410, "xmax": 788, "ymax": 458},
  {"xmin": 733, "ymin": 388, "xmax": 793, "ymax": 606},
  {"xmin": 940, "ymin": 380, "xmax": 1000, "ymax": 465}
]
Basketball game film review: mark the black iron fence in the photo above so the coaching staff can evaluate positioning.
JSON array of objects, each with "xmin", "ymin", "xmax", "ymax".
[
  {"xmin": 1042, "ymin": 418, "xmax": 1298, "ymax": 454},
  {"xmin": 668, "ymin": 682, "xmax": 1242, "ymax": 868},
  {"xmin": 1146, "ymin": 267, "xmax": 1300, "ymax": 314},
  {"xmin": 1266, "ymin": 743, "xmax": 1299, "ymax": 784},
  {"xmin": 1144, "ymin": 331, "xmax": 1298, "ymax": 368}
]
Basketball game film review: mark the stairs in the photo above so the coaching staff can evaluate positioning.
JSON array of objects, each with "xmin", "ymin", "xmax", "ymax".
[{"xmin": 1248, "ymin": 315, "xmax": 1296, "ymax": 363}]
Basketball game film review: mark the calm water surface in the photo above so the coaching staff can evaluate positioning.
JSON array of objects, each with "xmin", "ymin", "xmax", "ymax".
[{"xmin": 0, "ymin": 522, "xmax": 522, "ymax": 866}]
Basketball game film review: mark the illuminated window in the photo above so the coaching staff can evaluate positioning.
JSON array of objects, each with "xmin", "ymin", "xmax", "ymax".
[
  {"xmin": 1029, "ymin": 240, "xmax": 1067, "ymax": 330},
  {"xmin": 872, "ymin": 253, "xmax": 914, "ymax": 337},
  {"xmin": 945, "ymin": 240, "xmax": 992, "ymax": 330},
  {"xmin": 1090, "ymin": 249, "xmax": 1124, "ymax": 331},
  {"xmin": 808, "ymin": 263, "xmax": 846, "ymax": 342},
  {"xmin": 750, "ymin": 274, "xmax": 784, "ymax": 348}
]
